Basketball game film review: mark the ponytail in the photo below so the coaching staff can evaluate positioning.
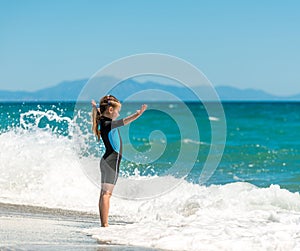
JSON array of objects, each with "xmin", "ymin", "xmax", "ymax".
[
  {"xmin": 91, "ymin": 95, "xmax": 121, "ymax": 141},
  {"xmin": 92, "ymin": 107, "xmax": 101, "ymax": 141}
]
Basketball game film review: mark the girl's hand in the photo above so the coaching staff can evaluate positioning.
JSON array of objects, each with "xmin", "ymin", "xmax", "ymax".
[
  {"xmin": 91, "ymin": 100, "xmax": 97, "ymax": 108},
  {"xmin": 137, "ymin": 104, "xmax": 147, "ymax": 115}
]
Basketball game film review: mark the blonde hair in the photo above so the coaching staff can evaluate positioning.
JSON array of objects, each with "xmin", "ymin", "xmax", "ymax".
[{"xmin": 92, "ymin": 95, "xmax": 121, "ymax": 141}]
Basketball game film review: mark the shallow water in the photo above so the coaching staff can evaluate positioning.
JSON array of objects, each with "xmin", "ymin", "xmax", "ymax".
[{"xmin": 1, "ymin": 101, "xmax": 300, "ymax": 250}]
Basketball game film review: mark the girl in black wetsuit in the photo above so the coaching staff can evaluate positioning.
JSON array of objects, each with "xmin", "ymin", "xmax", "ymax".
[{"xmin": 91, "ymin": 95, "xmax": 147, "ymax": 227}]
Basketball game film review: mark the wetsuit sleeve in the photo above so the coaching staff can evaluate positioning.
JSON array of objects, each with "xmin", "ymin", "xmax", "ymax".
[{"xmin": 111, "ymin": 119, "xmax": 124, "ymax": 129}]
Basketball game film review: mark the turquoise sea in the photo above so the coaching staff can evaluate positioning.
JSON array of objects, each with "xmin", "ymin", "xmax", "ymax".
[
  {"xmin": 1, "ymin": 101, "xmax": 300, "ymax": 250},
  {"xmin": 1, "ymin": 101, "xmax": 299, "ymax": 191}
]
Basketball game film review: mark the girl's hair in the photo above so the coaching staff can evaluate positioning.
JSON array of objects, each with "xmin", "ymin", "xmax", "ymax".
[{"xmin": 92, "ymin": 95, "xmax": 121, "ymax": 141}]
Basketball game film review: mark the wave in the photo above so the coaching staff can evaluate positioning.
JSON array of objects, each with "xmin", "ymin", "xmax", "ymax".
[
  {"xmin": 86, "ymin": 182, "xmax": 300, "ymax": 250},
  {"xmin": 1, "ymin": 128, "xmax": 300, "ymax": 250},
  {"xmin": 2, "ymin": 108, "xmax": 300, "ymax": 250},
  {"xmin": 0, "ymin": 127, "xmax": 98, "ymax": 211}
]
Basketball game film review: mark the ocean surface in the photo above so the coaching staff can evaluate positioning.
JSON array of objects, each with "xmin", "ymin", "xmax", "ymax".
[{"xmin": 1, "ymin": 101, "xmax": 300, "ymax": 250}]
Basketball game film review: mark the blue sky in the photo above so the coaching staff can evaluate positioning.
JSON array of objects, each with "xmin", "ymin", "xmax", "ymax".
[{"xmin": 1, "ymin": 0, "xmax": 299, "ymax": 96}]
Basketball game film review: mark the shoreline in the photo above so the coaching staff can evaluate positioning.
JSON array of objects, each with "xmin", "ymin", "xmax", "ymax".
[{"xmin": 0, "ymin": 202, "xmax": 161, "ymax": 251}]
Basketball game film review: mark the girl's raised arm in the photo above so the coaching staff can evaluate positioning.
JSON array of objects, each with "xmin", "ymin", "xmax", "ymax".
[{"xmin": 123, "ymin": 104, "xmax": 147, "ymax": 125}]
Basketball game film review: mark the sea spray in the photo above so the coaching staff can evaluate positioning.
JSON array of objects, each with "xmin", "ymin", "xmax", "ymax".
[
  {"xmin": 87, "ymin": 182, "xmax": 300, "ymax": 250},
  {"xmin": 1, "ymin": 102, "xmax": 300, "ymax": 250}
]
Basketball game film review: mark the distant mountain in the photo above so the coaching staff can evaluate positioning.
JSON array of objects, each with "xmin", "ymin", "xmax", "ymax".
[
  {"xmin": 289, "ymin": 93, "xmax": 300, "ymax": 100},
  {"xmin": 215, "ymin": 86, "xmax": 282, "ymax": 101},
  {"xmin": 0, "ymin": 78, "xmax": 299, "ymax": 101},
  {"xmin": 0, "ymin": 79, "xmax": 87, "ymax": 101}
]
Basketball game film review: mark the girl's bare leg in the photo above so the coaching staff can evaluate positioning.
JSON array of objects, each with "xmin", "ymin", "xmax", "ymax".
[
  {"xmin": 99, "ymin": 183, "xmax": 114, "ymax": 227},
  {"xmin": 98, "ymin": 191, "xmax": 103, "ymax": 223}
]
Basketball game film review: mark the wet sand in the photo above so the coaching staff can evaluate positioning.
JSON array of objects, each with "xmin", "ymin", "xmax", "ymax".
[{"xmin": 0, "ymin": 203, "xmax": 160, "ymax": 251}]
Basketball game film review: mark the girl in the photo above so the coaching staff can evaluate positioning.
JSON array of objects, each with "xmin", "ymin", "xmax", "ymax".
[{"xmin": 91, "ymin": 95, "xmax": 147, "ymax": 227}]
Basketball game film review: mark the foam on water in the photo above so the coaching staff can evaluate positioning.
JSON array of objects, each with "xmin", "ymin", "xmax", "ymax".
[
  {"xmin": 0, "ymin": 109, "xmax": 99, "ymax": 211},
  {"xmin": 1, "ymin": 108, "xmax": 300, "ymax": 250},
  {"xmin": 0, "ymin": 127, "xmax": 98, "ymax": 211},
  {"xmin": 88, "ymin": 182, "xmax": 300, "ymax": 250}
]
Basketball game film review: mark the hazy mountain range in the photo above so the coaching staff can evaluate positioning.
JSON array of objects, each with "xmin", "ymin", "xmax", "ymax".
[{"xmin": 0, "ymin": 78, "xmax": 299, "ymax": 101}]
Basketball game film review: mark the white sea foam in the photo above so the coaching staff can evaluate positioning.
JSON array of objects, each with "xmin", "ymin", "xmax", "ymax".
[
  {"xmin": 88, "ymin": 182, "xmax": 300, "ymax": 251},
  {"xmin": 1, "ymin": 114, "xmax": 300, "ymax": 250},
  {"xmin": 182, "ymin": 138, "xmax": 207, "ymax": 145},
  {"xmin": 209, "ymin": 116, "xmax": 220, "ymax": 121},
  {"xmin": 0, "ymin": 128, "xmax": 98, "ymax": 212}
]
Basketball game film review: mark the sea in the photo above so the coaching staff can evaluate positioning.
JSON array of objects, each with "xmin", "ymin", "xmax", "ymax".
[{"xmin": 0, "ymin": 101, "xmax": 300, "ymax": 250}]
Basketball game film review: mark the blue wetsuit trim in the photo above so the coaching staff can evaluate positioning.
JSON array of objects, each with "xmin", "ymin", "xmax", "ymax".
[{"xmin": 99, "ymin": 116, "xmax": 124, "ymax": 184}]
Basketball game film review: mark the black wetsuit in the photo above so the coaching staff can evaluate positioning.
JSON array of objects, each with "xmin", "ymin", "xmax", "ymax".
[{"xmin": 99, "ymin": 116, "xmax": 124, "ymax": 185}]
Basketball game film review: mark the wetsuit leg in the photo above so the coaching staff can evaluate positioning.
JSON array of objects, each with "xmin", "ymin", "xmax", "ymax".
[{"xmin": 100, "ymin": 151, "xmax": 121, "ymax": 185}]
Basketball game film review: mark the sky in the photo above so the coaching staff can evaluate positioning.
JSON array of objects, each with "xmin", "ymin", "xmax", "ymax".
[{"xmin": 0, "ymin": 0, "xmax": 300, "ymax": 96}]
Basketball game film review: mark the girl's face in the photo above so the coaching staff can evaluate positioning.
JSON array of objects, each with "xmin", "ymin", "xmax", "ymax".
[{"xmin": 109, "ymin": 104, "xmax": 121, "ymax": 120}]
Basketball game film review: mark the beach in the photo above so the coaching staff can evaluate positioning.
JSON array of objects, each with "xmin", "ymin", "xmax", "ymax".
[
  {"xmin": 0, "ymin": 202, "xmax": 161, "ymax": 251},
  {"xmin": 2, "ymin": 0, "xmax": 300, "ymax": 249}
]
